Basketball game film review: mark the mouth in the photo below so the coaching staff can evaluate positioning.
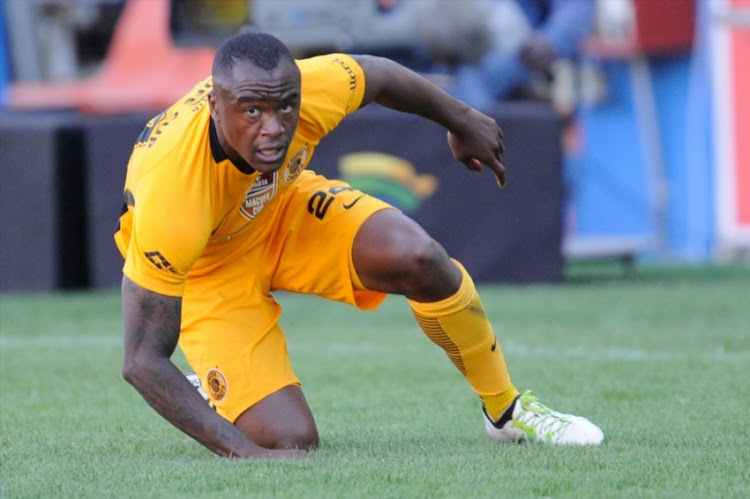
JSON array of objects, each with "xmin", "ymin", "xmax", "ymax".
[{"xmin": 253, "ymin": 145, "xmax": 287, "ymax": 165}]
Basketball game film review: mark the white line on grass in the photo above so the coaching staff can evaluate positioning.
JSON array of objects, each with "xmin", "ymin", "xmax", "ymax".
[
  {"xmin": 1, "ymin": 336, "xmax": 748, "ymax": 363},
  {"xmin": 290, "ymin": 340, "xmax": 750, "ymax": 363},
  {"xmin": 0, "ymin": 335, "xmax": 121, "ymax": 348},
  {"xmin": 501, "ymin": 341, "xmax": 750, "ymax": 362}
]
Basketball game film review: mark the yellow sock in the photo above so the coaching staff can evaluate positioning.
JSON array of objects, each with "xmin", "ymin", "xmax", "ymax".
[{"xmin": 408, "ymin": 260, "xmax": 519, "ymax": 421}]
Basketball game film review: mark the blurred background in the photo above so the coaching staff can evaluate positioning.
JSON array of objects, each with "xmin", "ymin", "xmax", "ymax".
[{"xmin": 0, "ymin": 0, "xmax": 748, "ymax": 292}]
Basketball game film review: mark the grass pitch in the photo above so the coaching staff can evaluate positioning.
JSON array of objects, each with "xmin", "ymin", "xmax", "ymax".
[{"xmin": 1, "ymin": 263, "xmax": 749, "ymax": 497}]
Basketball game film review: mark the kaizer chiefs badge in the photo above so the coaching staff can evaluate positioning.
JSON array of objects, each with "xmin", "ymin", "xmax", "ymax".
[
  {"xmin": 282, "ymin": 147, "xmax": 308, "ymax": 184},
  {"xmin": 206, "ymin": 368, "xmax": 228, "ymax": 401}
]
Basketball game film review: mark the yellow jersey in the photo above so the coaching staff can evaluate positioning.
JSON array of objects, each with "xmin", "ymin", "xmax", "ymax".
[{"xmin": 114, "ymin": 54, "xmax": 366, "ymax": 297}]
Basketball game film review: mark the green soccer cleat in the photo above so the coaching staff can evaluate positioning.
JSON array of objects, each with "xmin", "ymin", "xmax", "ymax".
[{"xmin": 484, "ymin": 390, "xmax": 604, "ymax": 445}]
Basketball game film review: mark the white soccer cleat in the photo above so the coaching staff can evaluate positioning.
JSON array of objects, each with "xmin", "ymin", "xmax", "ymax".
[
  {"xmin": 484, "ymin": 390, "xmax": 604, "ymax": 445},
  {"xmin": 185, "ymin": 373, "xmax": 210, "ymax": 402}
]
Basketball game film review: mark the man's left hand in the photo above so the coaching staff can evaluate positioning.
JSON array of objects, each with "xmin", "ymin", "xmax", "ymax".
[{"xmin": 447, "ymin": 110, "xmax": 506, "ymax": 188}]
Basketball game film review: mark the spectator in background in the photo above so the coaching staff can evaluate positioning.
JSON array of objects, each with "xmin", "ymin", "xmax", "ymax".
[
  {"xmin": 0, "ymin": 1, "xmax": 9, "ymax": 102},
  {"xmin": 415, "ymin": 0, "xmax": 595, "ymax": 110}
]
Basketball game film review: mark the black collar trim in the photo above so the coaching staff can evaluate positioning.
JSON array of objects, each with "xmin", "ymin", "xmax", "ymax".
[
  {"xmin": 209, "ymin": 118, "xmax": 228, "ymax": 163},
  {"xmin": 209, "ymin": 118, "xmax": 255, "ymax": 174}
]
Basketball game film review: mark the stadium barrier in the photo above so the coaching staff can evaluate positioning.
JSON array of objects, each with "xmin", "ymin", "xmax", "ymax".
[
  {"xmin": 0, "ymin": 110, "xmax": 88, "ymax": 291},
  {"xmin": 0, "ymin": 102, "xmax": 563, "ymax": 291}
]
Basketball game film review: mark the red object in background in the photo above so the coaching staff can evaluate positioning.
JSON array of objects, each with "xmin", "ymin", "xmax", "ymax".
[
  {"xmin": 585, "ymin": 0, "xmax": 696, "ymax": 58},
  {"xmin": 632, "ymin": 0, "xmax": 695, "ymax": 53},
  {"xmin": 730, "ymin": 0, "xmax": 750, "ymax": 224},
  {"xmin": 714, "ymin": 0, "xmax": 750, "ymax": 248}
]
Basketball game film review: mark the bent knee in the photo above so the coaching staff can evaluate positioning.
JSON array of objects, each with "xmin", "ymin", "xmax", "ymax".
[
  {"xmin": 353, "ymin": 209, "xmax": 460, "ymax": 299},
  {"xmin": 401, "ymin": 239, "xmax": 460, "ymax": 300},
  {"xmin": 273, "ymin": 425, "xmax": 319, "ymax": 451},
  {"xmin": 408, "ymin": 237, "xmax": 449, "ymax": 273}
]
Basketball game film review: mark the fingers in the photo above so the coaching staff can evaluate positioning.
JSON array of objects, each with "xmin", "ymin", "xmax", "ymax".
[
  {"xmin": 487, "ymin": 154, "xmax": 506, "ymax": 188},
  {"xmin": 462, "ymin": 156, "xmax": 505, "ymax": 187},
  {"xmin": 491, "ymin": 128, "xmax": 506, "ymax": 186},
  {"xmin": 462, "ymin": 158, "xmax": 482, "ymax": 172},
  {"xmin": 451, "ymin": 123, "xmax": 506, "ymax": 187}
]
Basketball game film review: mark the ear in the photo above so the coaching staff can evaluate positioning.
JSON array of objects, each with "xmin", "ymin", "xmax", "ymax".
[{"xmin": 208, "ymin": 93, "xmax": 220, "ymax": 122}]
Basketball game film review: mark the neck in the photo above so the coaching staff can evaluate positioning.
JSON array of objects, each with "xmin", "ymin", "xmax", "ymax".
[{"xmin": 209, "ymin": 119, "xmax": 255, "ymax": 174}]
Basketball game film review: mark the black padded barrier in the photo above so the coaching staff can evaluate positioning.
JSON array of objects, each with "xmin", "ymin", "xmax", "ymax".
[
  {"xmin": 83, "ymin": 113, "xmax": 154, "ymax": 289},
  {"xmin": 1, "ymin": 101, "xmax": 563, "ymax": 291},
  {"xmin": 312, "ymin": 102, "xmax": 565, "ymax": 284},
  {"xmin": 0, "ymin": 110, "xmax": 89, "ymax": 291}
]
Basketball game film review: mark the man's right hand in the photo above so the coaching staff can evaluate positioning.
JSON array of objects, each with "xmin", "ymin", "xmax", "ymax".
[{"xmin": 121, "ymin": 276, "xmax": 305, "ymax": 459}]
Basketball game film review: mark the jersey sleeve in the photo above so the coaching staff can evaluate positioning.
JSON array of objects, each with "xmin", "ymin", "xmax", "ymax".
[
  {"xmin": 296, "ymin": 54, "xmax": 366, "ymax": 140},
  {"xmin": 122, "ymin": 164, "xmax": 212, "ymax": 297}
]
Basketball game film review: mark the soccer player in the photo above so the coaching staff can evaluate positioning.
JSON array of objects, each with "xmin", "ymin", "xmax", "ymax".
[{"xmin": 117, "ymin": 31, "xmax": 603, "ymax": 459}]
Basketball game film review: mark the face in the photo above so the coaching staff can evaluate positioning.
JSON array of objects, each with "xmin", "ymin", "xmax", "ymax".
[{"xmin": 209, "ymin": 58, "xmax": 301, "ymax": 173}]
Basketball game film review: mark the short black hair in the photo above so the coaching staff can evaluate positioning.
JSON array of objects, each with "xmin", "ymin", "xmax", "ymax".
[{"xmin": 212, "ymin": 31, "xmax": 295, "ymax": 80}]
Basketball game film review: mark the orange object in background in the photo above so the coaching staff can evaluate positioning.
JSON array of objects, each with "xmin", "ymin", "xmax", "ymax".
[{"xmin": 7, "ymin": 0, "xmax": 215, "ymax": 114}]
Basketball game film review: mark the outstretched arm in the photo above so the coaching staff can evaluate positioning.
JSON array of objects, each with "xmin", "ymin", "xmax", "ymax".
[
  {"xmin": 121, "ymin": 276, "xmax": 303, "ymax": 459},
  {"xmin": 351, "ymin": 54, "xmax": 506, "ymax": 187}
]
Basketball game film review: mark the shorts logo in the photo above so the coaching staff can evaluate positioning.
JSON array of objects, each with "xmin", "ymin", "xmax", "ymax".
[
  {"xmin": 282, "ymin": 147, "xmax": 308, "ymax": 185},
  {"xmin": 206, "ymin": 368, "xmax": 228, "ymax": 401},
  {"xmin": 239, "ymin": 171, "xmax": 277, "ymax": 221}
]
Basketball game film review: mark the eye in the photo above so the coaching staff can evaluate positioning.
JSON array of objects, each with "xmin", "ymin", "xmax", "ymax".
[
  {"xmin": 246, "ymin": 106, "xmax": 261, "ymax": 117},
  {"xmin": 279, "ymin": 103, "xmax": 294, "ymax": 114}
]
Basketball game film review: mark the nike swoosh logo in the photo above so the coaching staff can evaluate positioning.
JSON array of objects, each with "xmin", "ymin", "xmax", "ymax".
[
  {"xmin": 491, "ymin": 338, "xmax": 497, "ymax": 351},
  {"xmin": 342, "ymin": 194, "xmax": 365, "ymax": 210}
]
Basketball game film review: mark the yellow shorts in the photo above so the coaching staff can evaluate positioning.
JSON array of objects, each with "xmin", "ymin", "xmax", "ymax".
[{"xmin": 178, "ymin": 171, "xmax": 393, "ymax": 422}]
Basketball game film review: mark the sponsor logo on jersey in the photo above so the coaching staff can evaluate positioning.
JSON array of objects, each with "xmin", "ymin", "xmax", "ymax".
[
  {"xmin": 239, "ymin": 171, "xmax": 278, "ymax": 221},
  {"xmin": 182, "ymin": 80, "xmax": 212, "ymax": 113},
  {"xmin": 331, "ymin": 57, "xmax": 358, "ymax": 91},
  {"xmin": 136, "ymin": 110, "xmax": 179, "ymax": 149},
  {"xmin": 282, "ymin": 147, "xmax": 308, "ymax": 185},
  {"xmin": 206, "ymin": 368, "xmax": 228, "ymax": 401},
  {"xmin": 144, "ymin": 251, "xmax": 178, "ymax": 274}
]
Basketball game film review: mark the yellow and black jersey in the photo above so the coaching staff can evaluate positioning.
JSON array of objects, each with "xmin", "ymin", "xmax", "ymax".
[{"xmin": 114, "ymin": 54, "xmax": 366, "ymax": 297}]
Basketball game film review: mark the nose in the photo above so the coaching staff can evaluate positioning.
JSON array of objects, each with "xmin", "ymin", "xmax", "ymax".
[{"xmin": 260, "ymin": 111, "xmax": 284, "ymax": 136}]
